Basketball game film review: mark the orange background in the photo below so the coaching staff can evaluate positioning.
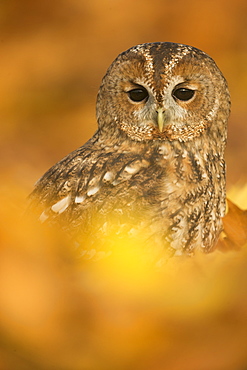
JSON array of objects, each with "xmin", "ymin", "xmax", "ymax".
[
  {"xmin": 1, "ymin": 0, "xmax": 247, "ymax": 196},
  {"xmin": 1, "ymin": 2, "xmax": 247, "ymax": 369}
]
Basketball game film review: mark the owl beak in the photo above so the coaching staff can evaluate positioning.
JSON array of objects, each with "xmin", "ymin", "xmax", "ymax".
[{"xmin": 156, "ymin": 108, "xmax": 165, "ymax": 132}]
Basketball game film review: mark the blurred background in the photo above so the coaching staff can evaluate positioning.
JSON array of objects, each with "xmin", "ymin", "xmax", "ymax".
[
  {"xmin": 0, "ymin": 0, "xmax": 247, "ymax": 197},
  {"xmin": 1, "ymin": 1, "xmax": 247, "ymax": 369}
]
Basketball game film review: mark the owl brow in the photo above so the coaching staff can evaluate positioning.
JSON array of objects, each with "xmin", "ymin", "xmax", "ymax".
[
  {"xmin": 130, "ymin": 46, "xmax": 155, "ymax": 88},
  {"xmin": 134, "ymin": 45, "xmax": 194, "ymax": 99},
  {"xmin": 128, "ymin": 80, "xmax": 144, "ymax": 88},
  {"xmin": 163, "ymin": 46, "xmax": 193, "ymax": 74}
]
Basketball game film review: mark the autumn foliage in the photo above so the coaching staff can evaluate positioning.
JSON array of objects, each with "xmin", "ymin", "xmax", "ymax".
[
  {"xmin": 1, "ymin": 1, "xmax": 247, "ymax": 369},
  {"xmin": 0, "ymin": 186, "xmax": 247, "ymax": 370}
]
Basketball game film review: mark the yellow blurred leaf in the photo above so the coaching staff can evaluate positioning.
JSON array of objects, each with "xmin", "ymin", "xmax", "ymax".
[{"xmin": 217, "ymin": 199, "xmax": 247, "ymax": 251}]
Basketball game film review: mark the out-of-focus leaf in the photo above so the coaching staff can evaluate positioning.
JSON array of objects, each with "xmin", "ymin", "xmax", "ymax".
[{"xmin": 217, "ymin": 199, "xmax": 247, "ymax": 251}]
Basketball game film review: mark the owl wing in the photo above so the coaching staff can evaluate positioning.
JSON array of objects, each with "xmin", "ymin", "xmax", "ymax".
[{"xmin": 28, "ymin": 133, "xmax": 153, "ymax": 226}]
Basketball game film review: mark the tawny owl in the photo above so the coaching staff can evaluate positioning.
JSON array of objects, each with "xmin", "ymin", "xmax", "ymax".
[{"xmin": 29, "ymin": 42, "xmax": 231, "ymax": 258}]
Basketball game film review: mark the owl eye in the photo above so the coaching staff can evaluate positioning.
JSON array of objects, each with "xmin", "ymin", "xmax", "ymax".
[
  {"xmin": 127, "ymin": 87, "xmax": 148, "ymax": 102},
  {"xmin": 172, "ymin": 88, "xmax": 195, "ymax": 101}
]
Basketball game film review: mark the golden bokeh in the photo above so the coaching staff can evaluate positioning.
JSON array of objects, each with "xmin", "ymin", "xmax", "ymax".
[{"xmin": 0, "ymin": 1, "xmax": 247, "ymax": 369}]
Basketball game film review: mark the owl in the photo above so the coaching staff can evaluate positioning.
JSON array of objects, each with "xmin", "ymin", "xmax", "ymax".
[{"xmin": 29, "ymin": 42, "xmax": 231, "ymax": 258}]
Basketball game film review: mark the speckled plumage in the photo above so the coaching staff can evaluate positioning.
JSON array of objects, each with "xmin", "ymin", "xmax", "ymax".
[{"xmin": 29, "ymin": 42, "xmax": 231, "ymax": 257}]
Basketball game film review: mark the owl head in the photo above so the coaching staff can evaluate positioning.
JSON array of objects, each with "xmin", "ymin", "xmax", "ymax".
[{"xmin": 96, "ymin": 42, "xmax": 230, "ymax": 144}]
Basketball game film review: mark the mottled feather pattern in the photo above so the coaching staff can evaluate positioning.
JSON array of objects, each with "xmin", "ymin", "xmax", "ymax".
[{"xmin": 29, "ymin": 42, "xmax": 231, "ymax": 258}]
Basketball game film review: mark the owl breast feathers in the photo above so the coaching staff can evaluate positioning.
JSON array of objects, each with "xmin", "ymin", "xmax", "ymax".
[{"xmin": 29, "ymin": 42, "xmax": 231, "ymax": 258}]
